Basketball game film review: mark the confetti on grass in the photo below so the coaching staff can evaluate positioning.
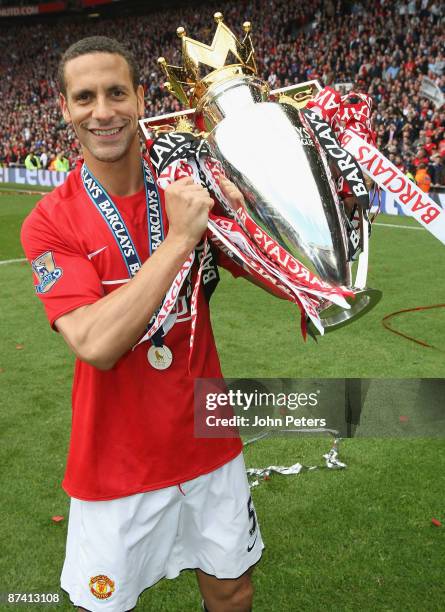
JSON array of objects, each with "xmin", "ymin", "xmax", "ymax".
[{"xmin": 51, "ymin": 516, "xmax": 64, "ymax": 523}]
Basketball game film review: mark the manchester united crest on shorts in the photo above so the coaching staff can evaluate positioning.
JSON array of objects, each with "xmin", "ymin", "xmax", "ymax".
[
  {"xmin": 89, "ymin": 574, "xmax": 115, "ymax": 600},
  {"xmin": 32, "ymin": 251, "xmax": 62, "ymax": 294}
]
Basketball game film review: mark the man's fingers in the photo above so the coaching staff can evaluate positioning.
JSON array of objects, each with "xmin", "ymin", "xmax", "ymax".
[
  {"xmin": 170, "ymin": 179, "xmax": 211, "ymax": 196},
  {"xmin": 219, "ymin": 176, "xmax": 243, "ymax": 200},
  {"xmin": 173, "ymin": 176, "xmax": 195, "ymax": 186},
  {"xmin": 187, "ymin": 183, "xmax": 210, "ymax": 193}
]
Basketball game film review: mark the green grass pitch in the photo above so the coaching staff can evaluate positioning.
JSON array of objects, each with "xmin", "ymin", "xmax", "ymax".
[{"xmin": 1, "ymin": 191, "xmax": 444, "ymax": 611}]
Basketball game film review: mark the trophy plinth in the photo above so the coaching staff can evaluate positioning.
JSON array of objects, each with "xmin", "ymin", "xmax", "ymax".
[{"xmin": 308, "ymin": 289, "xmax": 382, "ymax": 336}]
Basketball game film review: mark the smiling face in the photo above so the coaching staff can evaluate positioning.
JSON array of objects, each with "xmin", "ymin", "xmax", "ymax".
[{"xmin": 60, "ymin": 52, "xmax": 144, "ymax": 167}]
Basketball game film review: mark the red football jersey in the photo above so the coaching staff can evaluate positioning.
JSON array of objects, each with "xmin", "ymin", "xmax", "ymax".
[{"xmin": 21, "ymin": 163, "xmax": 243, "ymax": 501}]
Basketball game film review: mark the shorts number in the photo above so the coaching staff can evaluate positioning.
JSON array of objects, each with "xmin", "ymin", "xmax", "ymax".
[{"xmin": 247, "ymin": 496, "xmax": 257, "ymax": 537}]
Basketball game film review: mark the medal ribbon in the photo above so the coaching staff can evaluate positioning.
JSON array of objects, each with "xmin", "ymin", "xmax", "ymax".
[
  {"xmin": 81, "ymin": 159, "xmax": 174, "ymax": 346},
  {"xmin": 81, "ymin": 163, "xmax": 146, "ymax": 276},
  {"xmin": 144, "ymin": 155, "xmax": 209, "ymax": 365}
]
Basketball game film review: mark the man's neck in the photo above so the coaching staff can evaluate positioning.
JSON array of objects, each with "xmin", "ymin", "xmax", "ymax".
[{"xmin": 83, "ymin": 144, "xmax": 144, "ymax": 197}]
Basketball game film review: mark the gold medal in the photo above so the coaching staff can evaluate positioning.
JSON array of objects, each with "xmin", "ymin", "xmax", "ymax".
[{"xmin": 147, "ymin": 344, "xmax": 173, "ymax": 370}]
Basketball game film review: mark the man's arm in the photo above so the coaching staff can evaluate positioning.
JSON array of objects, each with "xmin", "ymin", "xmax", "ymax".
[{"xmin": 55, "ymin": 178, "xmax": 213, "ymax": 370}]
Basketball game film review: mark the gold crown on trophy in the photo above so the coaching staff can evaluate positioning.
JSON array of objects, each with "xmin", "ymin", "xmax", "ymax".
[{"xmin": 158, "ymin": 12, "xmax": 257, "ymax": 108}]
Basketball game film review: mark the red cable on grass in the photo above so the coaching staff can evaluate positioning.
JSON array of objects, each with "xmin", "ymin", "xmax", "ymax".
[{"xmin": 382, "ymin": 304, "xmax": 445, "ymax": 350}]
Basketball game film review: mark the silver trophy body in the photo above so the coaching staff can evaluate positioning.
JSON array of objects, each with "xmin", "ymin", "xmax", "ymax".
[{"xmin": 197, "ymin": 75, "xmax": 381, "ymax": 333}]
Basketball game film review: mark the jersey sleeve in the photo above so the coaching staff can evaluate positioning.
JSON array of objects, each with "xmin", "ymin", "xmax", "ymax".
[{"xmin": 21, "ymin": 206, "xmax": 104, "ymax": 328}]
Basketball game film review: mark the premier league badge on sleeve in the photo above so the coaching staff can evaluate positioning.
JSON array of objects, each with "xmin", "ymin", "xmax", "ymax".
[{"xmin": 32, "ymin": 251, "xmax": 63, "ymax": 294}]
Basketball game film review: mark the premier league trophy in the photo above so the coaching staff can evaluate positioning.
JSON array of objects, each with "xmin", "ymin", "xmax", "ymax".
[{"xmin": 139, "ymin": 13, "xmax": 382, "ymax": 338}]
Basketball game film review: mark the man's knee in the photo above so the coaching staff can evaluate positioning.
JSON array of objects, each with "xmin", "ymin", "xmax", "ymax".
[
  {"xmin": 209, "ymin": 576, "xmax": 254, "ymax": 612},
  {"xmin": 230, "ymin": 578, "xmax": 254, "ymax": 611}
]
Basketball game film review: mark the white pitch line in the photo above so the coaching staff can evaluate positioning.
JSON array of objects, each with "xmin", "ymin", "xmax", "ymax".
[
  {"xmin": 0, "ymin": 257, "xmax": 26, "ymax": 265},
  {"xmin": 374, "ymin": 222, "xmax": 423, "ymax": 231}
]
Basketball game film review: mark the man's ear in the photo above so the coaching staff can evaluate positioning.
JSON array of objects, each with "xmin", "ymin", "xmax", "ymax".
[
  {"xmin": 60, "ymin": 93, "xmax": 71, "ymax": 124},
  {"xmin": 137, "ymin": 84, "xmax": 145, "ymax": 118}
]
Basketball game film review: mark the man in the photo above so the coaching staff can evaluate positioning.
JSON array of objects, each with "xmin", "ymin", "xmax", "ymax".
[
  {"xmin": 54, "ymin": 151, "xmax": 70, "ymax": 172},
  {"xmin": 21, "ymin": 36, "xmax": 263, "ymax": 612},
  {"xmin": 415, "ymin": 163, "xmax": 432, "ymax": 193},
  {"xmin": 39, "ymin": 148, "xmax": 49, "ymax": 169},
  {"xmin": 430, "ymin": 153, "xmax": 445, "ymax": 185},
  {"xmin": 24, "ymin": 147, "xmax": 41, "ymax": 170}
]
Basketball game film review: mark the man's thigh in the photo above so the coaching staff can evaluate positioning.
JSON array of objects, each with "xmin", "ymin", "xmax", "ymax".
[
  {"xmin": 170, "ymin": 453, "xmax": 264, "ymax": 580},
  {"xmin": 61, "ymin": 486, "xmax": 183, "ymax": 611}
]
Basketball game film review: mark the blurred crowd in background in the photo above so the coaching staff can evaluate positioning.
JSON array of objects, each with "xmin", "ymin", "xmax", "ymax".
[{"xmin": 0, "ymin": 0, "xmax": 444, "ymax": 188}]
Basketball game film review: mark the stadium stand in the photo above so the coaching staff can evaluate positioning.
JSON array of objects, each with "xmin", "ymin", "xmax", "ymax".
[{"xmin": 0, "ymin": 0, "xmax": 444, "ymax": 185}]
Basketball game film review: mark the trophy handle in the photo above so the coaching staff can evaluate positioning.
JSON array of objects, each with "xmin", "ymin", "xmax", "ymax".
[
  {"xmin": 354, "ymin": 211, "xmax": 369, "ymax": 290},
  {"xmin": 307, "ymin": 208, "xmax": 382, "ymax": 336},
  {"xmin": 138, "ymin": 80, "xmax": 324, "ymax": 140}
]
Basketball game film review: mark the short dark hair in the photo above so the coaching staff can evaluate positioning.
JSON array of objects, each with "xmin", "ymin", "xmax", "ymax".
[{"xmin": 58, "ymin": 36, "xmax": 140, "ymax": 95}]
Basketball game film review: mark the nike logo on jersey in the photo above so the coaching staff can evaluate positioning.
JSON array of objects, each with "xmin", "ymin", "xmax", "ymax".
[{"xmin": 88, "ymin": 246, "xmax": 108, "ymax": 259}]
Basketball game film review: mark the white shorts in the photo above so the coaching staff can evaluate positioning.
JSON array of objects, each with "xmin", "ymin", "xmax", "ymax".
[{"xmin": 61, "ymin": 453, "xmax": 264, "ymax": 611}]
